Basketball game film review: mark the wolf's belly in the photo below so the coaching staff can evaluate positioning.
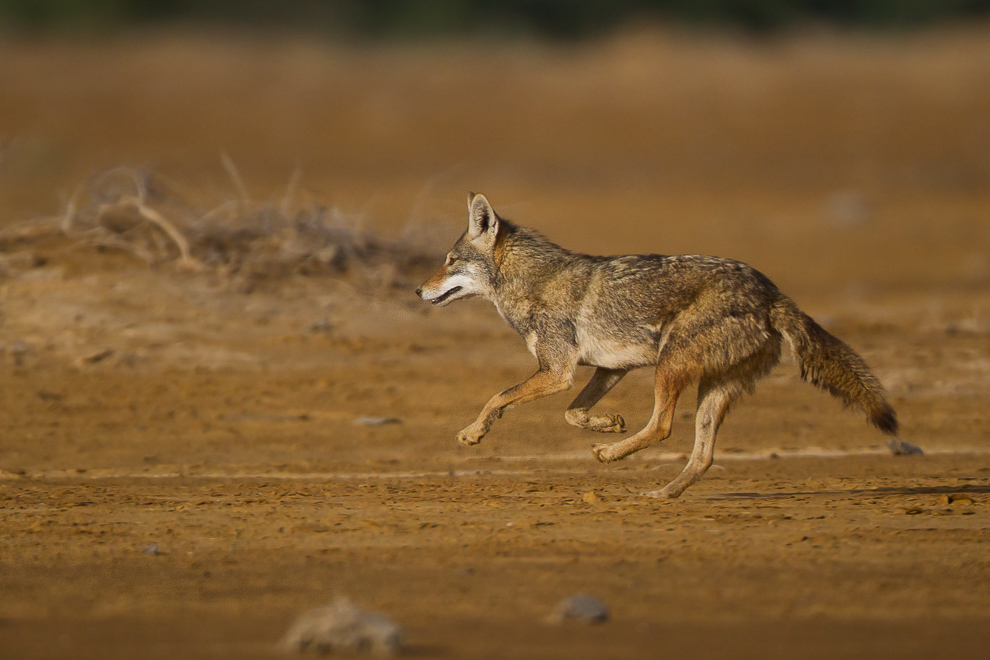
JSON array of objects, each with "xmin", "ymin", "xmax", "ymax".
[{"xmin": 575, "ymin": 332, "xmax": 658, "ymax": 370}]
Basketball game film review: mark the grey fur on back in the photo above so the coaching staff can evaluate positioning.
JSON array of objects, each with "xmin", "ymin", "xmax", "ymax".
[{"xmin": 489, "ymin": 221, "xmax": 776, "ymax": 372}]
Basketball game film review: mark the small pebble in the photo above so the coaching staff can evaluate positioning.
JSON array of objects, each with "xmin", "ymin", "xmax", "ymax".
[
  {"xmin": 822, "ymin": 191, "xmax": 871, "ymax": 227},
  {"xmin": 310, "ymin": 319, "xmax": 333, "ymax": 334},
  {"xmin": 141, "ymin": 544, "xmax": 160, "ymax": 555},
  {"xmin": 887, "ymin": 438, "xmax": 924, "ymax": 456},
  {"xmin": 354, "ymin": 417, "xmax": 402, "ymax": 426},
  {"xmin": 548, "ymin": 594, "xmax": 609, "ymax": 625},
  {"xmin": 10, "ymin": 339, "xmax": 30, "ymax": 366},
  {"xmin": 80, "ymin": 348, "xmax": 115, "ymax": 364}
]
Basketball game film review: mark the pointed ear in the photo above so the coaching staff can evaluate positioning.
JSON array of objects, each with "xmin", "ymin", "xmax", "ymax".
[{"xmin": 467, "ymin": 193, "xmax": 498, "ymax": 243}]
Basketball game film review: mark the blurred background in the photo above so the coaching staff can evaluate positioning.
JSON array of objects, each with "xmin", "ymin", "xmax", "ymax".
[
  {"xmin": 2, "ymin": 8, "xmax": 989, "ymax": 657},
  {"xmin": 1, "ymin": 0, "xmax": 989, "ymax": 294},
  {"xmin": 4, "ymin": 0, "xmax": 990, "ymax": 36}
]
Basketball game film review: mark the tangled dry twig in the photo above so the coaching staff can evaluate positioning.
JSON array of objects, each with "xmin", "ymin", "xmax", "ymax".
[{"xmin": 0, "ymin": 166, "xmax": 438, "ymax": 291}]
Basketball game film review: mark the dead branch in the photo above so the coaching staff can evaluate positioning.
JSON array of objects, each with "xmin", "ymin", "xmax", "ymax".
[{"xmin": 1, "ymin": 165, "xmax": 439, "ymax": 288}]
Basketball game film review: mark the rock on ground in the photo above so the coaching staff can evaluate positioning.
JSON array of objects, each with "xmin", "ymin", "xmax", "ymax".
[
  {"xmin": 887, "ymin": 438, "xmax": 924, "ymax": 456},
  {"xmin": 280, "ymin": 597, "xmax": 403, "ymax": 655},
  {"xmin": 548, "ymin": 594, "xmax": 609, "ymax": 625}
]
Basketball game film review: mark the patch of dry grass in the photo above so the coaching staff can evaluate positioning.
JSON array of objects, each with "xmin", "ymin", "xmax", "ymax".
[{"xmin": 0, "ymin": 164, "xmax": 439, "ymax": 291}]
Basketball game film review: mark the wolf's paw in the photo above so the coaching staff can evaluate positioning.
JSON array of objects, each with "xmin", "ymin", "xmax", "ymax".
[
  {"xmin": 642, "ymin": 486, "xmax": 681, "ymax": 499},
  {"xmin": 591, "ymin": 443, "xmax": 619, "ymax": 464},
  {"xmin": 456, "ymin": 425, "xmax": 485, "ymax": 446},
  {"xmin": 589, "ymin": 413, "xmax": 625, "ymax": 434}
]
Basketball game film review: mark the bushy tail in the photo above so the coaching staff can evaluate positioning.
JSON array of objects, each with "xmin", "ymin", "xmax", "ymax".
[{"xmin": 770, "ymin": 297, "xmax": 898, "ymax": 435}]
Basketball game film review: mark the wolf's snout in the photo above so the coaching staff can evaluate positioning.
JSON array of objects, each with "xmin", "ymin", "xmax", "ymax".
[{"xmin": 415, "ymin": 287, "xmax": 423, "ymax": 298}]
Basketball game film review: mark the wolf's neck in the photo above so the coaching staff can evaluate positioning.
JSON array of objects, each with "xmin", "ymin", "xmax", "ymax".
[
  {"xmin": 496, "ymin": 227, "xmax": 573, "ymax": 281},
  {"xmin": 488, "ymin": 227, "xmax": 583, "ymax": 332}
]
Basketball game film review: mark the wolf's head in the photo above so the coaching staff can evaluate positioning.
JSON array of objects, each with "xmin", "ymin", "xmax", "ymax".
[{"xmin": 416, "ymin": 192, "xmax": 502, "ymax": 307}]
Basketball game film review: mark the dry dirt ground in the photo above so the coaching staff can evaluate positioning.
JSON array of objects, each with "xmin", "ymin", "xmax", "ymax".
[{"xmin": 1, "ymin": 28, "xmax": 989, "ymax": 659}]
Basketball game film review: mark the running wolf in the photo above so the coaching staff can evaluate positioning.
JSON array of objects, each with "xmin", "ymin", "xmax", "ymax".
[{"xmin": 416, "ymin": 193, "xmax": 898, "ymax": 498}]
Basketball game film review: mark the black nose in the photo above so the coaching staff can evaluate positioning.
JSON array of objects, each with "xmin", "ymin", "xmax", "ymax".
[{"xmin": 415, "ymin": 287, "xmax": 423, "ymax": 298}]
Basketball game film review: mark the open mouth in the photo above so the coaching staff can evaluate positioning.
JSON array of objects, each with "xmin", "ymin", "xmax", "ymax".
[{"xmin": 431, "ymin": 286, "xmax": 463, "ymax": 305}]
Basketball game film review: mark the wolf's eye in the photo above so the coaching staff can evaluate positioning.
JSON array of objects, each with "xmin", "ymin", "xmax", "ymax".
[{"xmin": 447, "ymin": 256, "xmax": 458, "ymax": 266}]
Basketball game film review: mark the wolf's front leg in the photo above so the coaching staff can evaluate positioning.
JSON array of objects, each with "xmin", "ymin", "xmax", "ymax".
[
  {"xmin": 456, "ymin": 420, "xmax": 492, "ymax": 446},
  {"xmin": 456, "ymin": 368, "xmax": 573, "ymax": 446}
]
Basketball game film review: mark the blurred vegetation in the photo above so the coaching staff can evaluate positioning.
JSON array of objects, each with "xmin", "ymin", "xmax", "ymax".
[{"xmin": 1, "ymin": 0, "xmax": 989, "ymax": 37}]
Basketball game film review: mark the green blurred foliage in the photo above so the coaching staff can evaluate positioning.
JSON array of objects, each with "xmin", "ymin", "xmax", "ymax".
[{"xmin": 1, "ymin": 0, "xmax": 989, "ymax": 36}]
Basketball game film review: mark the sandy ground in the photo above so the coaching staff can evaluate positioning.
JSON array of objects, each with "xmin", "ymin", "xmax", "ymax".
[{"xmin": 1, "ymin": 28, "xmax": 989, "ymax": 658}]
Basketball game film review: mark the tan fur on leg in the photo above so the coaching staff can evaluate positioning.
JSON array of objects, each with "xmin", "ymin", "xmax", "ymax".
[
  {"xmin": 644, "ymin": 378, "xmax": 736, "ymax": 498},
  {"xmin": 565, "ymin": 367, "xmax": 627, "ymax": 433},
  {"xmin": 591, "ymin": 367, "xmax": 690, "ymax": 462}
]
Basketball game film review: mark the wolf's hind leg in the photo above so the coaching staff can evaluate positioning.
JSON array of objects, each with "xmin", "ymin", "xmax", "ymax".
[
  {"xmin": 565, "ymin": 368, "xmax": 627, "ymax": 433},
  {"xmin": 592, "ymin": 367, "xmax": 689, "ymax": 463},
  {"xmin": 644, "ymin": 377, "xmax": 738, "ymax": 499}
]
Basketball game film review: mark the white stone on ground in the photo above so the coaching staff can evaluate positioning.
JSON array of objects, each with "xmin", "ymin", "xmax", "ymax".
[{"xmin": 280, "ymin": 597, "xmax": 403, "ymax": 655}]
